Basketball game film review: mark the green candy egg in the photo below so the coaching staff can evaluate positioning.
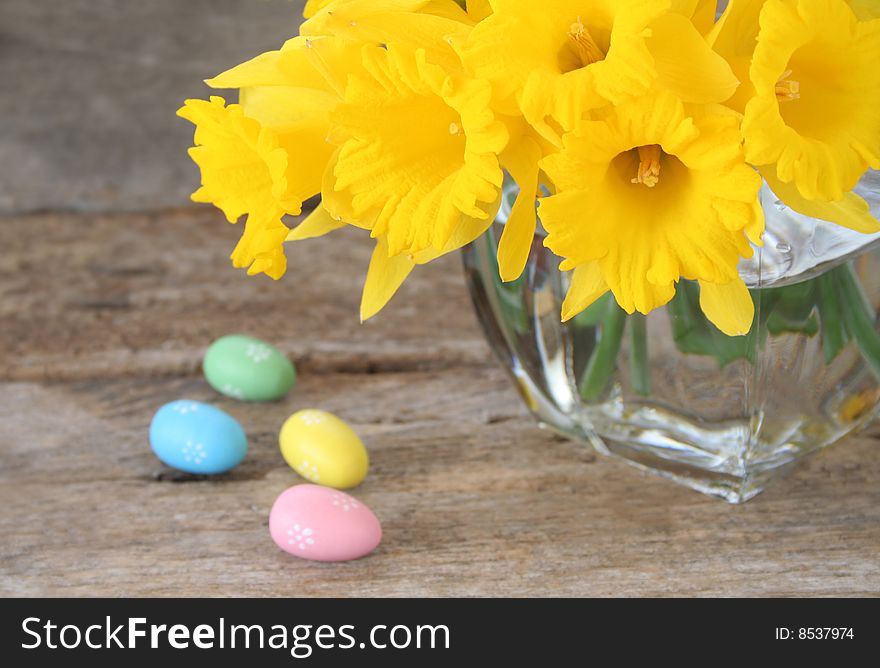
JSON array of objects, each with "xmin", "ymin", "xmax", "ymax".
[{"xmin": 203, "ymin": 335, "xmax": 296, "ymax": 402}]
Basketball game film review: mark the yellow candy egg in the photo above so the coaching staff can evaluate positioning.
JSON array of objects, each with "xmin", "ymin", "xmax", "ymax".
[{"xmin": 279, "ymin": 409, "xmax": 369, "ymax": 489}]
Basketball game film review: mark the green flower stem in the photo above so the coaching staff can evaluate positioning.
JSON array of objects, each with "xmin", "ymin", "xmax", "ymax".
[
  {"xmin": 629, "ymin": 313, "xmax": 651, "ymax": 397},
  {"xmin": 568, "ymin": 265, "xmax": 878, "ymax": 405},
  {"xmin": 835, "ymin": 265, "xmax": 880, "ymax": 380},
  {"xmin": 579, "ymin": 298, "xmax": 627, "ymax": 402},
  {"xmin": 817, "ymin": 272, "xmax": 849, "ymax": 364},
  {"xmin": 667, "ymin": 281, "xmax": 756, "ymax": 366}
]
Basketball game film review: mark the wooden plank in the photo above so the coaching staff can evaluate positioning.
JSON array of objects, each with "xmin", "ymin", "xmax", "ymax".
[
  {"xmin": 1, "ymin": 211, "xmax": 879, "ymax": 597},
  {"xmin": 2, "ymin": 371, "xmax": 879, "ymax": 597},
  {"xmin": 0, "ymin": 210, "xmax": 488, "ymax": 382}
]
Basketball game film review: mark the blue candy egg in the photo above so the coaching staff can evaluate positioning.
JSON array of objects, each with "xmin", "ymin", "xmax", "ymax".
[{"xmin": 149, "ymin": 400, "xmax": 247, "ymax": 474}]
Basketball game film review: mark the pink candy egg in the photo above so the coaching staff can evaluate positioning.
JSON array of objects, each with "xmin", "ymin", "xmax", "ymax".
[{"xmin": 269, "ymin": 484, "xmax": 382, "ymax": 562}]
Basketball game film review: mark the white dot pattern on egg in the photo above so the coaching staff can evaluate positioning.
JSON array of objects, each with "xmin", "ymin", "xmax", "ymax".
[
  {"xmin": 172, "ymin": 402, "xmax": 200, "ymax": 416},
  {"xmin": 182, "ymin": 440, "xmax": 207, "ymax": 465},
  {"xmin": 286, "ymin": 524, "xmax": 316, "ymax": 551},
  {"xmin": 298, "ymin": 410, "xmax": 325, "ymax": 426},
  {"xmin": 297, "ymin": 459, "xmax": 321, "ymax": 482},
  {"xmin": 244, "ymin": 342, "xmax": 273, "ymax": 364},
  {"xmin": 221, "ymin": 384, "xmax": 245, "ymax": 400},
  {"xmin": 331, "ymin": 492, "xmax": 359, "ymax": 512}
]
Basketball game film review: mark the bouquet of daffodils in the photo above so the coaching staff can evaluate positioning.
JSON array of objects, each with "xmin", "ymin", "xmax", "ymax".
[{"xmin": 180, "ymin": 0, "xmax": 880, "ymax": 337}]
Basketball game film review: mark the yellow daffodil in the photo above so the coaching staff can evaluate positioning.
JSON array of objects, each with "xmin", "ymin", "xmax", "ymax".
[
  {"xmin": 322, "ymin": 43, "xmax": 508, "ymax": 258},
  {"xmin": 177, "ymin": 97, "xmax": 295, "ymax": 279},
  {"xmin": 539, "ymin": 92, "xmax": 764, "ymax": 336},
  {"xmin": 179, "ymin": 36, "xmax": 358, "ymax": 278},
  {"xmin": 462, "ymin": 1, "xmax": 738, "ymax": 142},
  {"xmin": 741, "ymin": 0, "xmax": 880, "ymax": 203},
  {"xmin": 712, "ymin": 0, "xmax": 879, "ymax": 233}
]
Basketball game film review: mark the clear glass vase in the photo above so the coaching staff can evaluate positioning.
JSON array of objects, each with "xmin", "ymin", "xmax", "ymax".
[{"xmin": 462, "ymin": 172, "xmax": 880, "ymax": 503}]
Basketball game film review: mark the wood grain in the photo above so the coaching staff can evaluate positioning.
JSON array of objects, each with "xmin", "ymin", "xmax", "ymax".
[{"xmin": 1, "ymin": 210, "xmax": 879, "ymax": 597}]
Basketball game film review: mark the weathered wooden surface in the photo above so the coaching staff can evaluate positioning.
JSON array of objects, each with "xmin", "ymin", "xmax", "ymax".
[{"xmin": 2, "ymin": 210, "xmax": 880, "ymax": 597}]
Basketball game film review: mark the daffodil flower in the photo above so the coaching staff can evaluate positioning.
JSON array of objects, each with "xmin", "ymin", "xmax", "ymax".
[
  {"xmin": 177, "ymin": 97, "xmax": 295, "ymax": 279},
  {"xmin": 712, "ymin": 0, "xmax": 880, "ymax": 234},
  {"xmin": 178, "ymin": 36, "xmax": 357, "ymax": 278},
  {"xmin": 539, "ymin": 92, "xmax": 764, "ymax": 337},
  {"xmin": 742, "ymin": 0, "xmax": 880, "ymax": 204},
  {"xmin": 462, "ymin": 0, "xmax": 738, "ymax": 143},
  {"xmin": 322, "ymin": 44, "xmax": 508, "ymax": 258}
]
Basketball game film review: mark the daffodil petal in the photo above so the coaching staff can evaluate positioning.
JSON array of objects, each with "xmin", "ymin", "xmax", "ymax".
[
  {"xmin": 762, "ymin": 169, "xmax": 880, "ymax": 234},
  {"xmin": 321, "ymin": 149, "xmax": 359, "ymax": 224},
  {"xmin": 360, "ymin": 236, "xmax": 416, "ymax": 321},
  {"xmin": 498, "ymin": 137, "xmax": 542, "ymax": 282},
  {"xmin": 231, "ymin": 208, "xmax": 290, "ymax": 280},
  {"xmin": 648, "ymin": 12, "xmax": 740, "ymax": 104},
  {"xmin": 301, "ymin": 0, "xmax": 470, "ymax": 70},
  {"xmin": 178, "ymin": 96, "xmax": 296, "ymax": 220},
  {"xmin": 562, "ymin": 263, "xmax": 609, "ymax": 322},
  {"xmin": 286, "ymin": 205, "xmax": 346, "ymax": 241},
  {"xmin": 207, "ymin": 50, "xmax": 290, "ymax": 89},
  {"xmin": 413, "ymin": 195, "xmax": 500, "ymax": 264},
  {"xmin": 466, "ymin": 0, "xmax": 492, "ymax": 21},
  {"xmin": 303, "ymin": 0, "xmax": 335, "ymax": 18},
  {"xmin": 709, "ymin": 0, "xmax": 765, "ymax": 54},
  {"xmin": 207, "ymin": 36, "xmax": 347, "ymax": 92},
  {"xmin": 699, "ymin": 279, "xmax": 755, "ymax": 336},
  {"xmin": 239, "ymin": 85, "xmax": 339, "ymax": 128},
  {"xmin": 691, "ymin": 0, "xmax": 721, "ymax": 35}
]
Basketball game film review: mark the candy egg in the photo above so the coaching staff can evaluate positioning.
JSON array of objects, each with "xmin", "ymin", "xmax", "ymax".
[
  {"xmin": 149, "ymin": 400, "xmax": 247, "ymax": 474},
  {"xmin": 203, "ymin": 334, "xmax": 296, "ymax": 402},
  {"xmin": 279, "ymin": 409, "xmax": 369, "ymax": 489},
  {"xmin": 269, "ymin": 484, "xmax": 381, "ymax": 562}
]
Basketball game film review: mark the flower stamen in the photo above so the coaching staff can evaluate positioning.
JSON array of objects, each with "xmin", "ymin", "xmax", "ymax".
[
  {"xmin": 568, "ymin": 17, "xmax": 605, "ymax": 67},
  {"xmin": 775, "ymin": 69, "xmax": 801, "ymax": 103},
  {"xmin": 631, "ymin": 145, "xmax": 662, "ymax": 188}
]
